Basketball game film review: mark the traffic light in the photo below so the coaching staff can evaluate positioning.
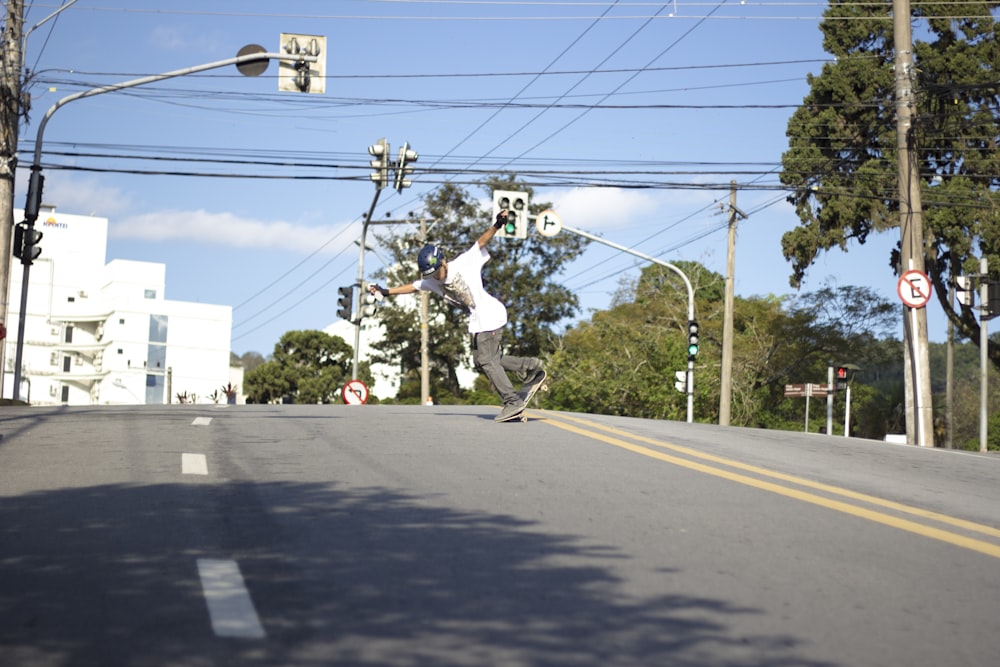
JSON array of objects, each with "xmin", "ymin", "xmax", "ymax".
[
  {"xmin": 369, "ymin": 138, "xmax": 390, "ymax": 191},
  {"xmin": 13, "ymin": 222, "xmax": 42, "ymax": 265},
  {"xmin": 394, "ymin": 142, "xmax": 418, "ymax": 193},
  {"xmin": 360, "ymin": 292, "xmax": 379, "ymax": 319},
  {"xmin": 278, "ymin": 33, "xmax": 327, "ymax": 93},
  {"xmin": 674, "ymin": 370, "xmax": 687, "ymax": 394},
  {"xmin": 835, "ymin": 366, "xmax": 848, "ymax": 391},
  {"xmin": 687, "ymin": 320, "xmax": 699, "ymax": 359},
  {"xmin": 492, "ymin": 190, "xmax": 529, "ymax": 239},
  {"xmin": 988, "ymin": 281, "xmax": 1000, "ymax": 320},
  {"xmin": 955, "ymin": 275, "xmax": 974, "ymax": 307},
  {"xmin": 337, "ymin": 286, "xmax": 353, "ymax": 321}
]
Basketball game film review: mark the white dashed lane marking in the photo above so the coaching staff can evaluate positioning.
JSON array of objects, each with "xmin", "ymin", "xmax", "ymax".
[
  {"xmin": 181, "ymin": 453, "xmax": 208, "ymax": 476},
  {"xmin": 197, "ymin": 558, "xmax": 266, "ymax": 639},
  {"xmin": 192, "ymin": 417, "xmax": 213, "ymax": 426}
]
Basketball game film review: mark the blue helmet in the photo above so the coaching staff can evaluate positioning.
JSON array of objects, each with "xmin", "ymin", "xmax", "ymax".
[{"xmin": 417, "ymin": 244, "xmax": 445, "ymax": 276}]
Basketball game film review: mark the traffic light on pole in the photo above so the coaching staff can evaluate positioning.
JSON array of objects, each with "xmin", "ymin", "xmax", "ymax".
[
  {"xmin": 337, "ymin": 286, "xmax": 353, "ymax": 321},
  {"xmin": 835, "ymin": 366, "xmax": 848, "ymax": 391},
  {"xmin": 368, "ymin": 138, "xmax": 389, "ymax": 191},
  {"xmin": 674, "ymin": 370, "xmax": 687, "ymax": 394},
  {"xmin": 394, "ymin": 142, "xmax": 418, "ymax": 193},
  {"xmin": 492, "ymin": 190, "xmax": 529, "ymax": 239},
  {"xmin": 13, "ymin": 222, "xmax": 42, "ymax": 265},
  {"xmin": 360, "ymin": 292, "xmax": 379, "ymax": 319},
  {"xmin": 687, "ymin": 320, "xmax": 699, "ymax": 360},
  {"xmin": 278, "ymin": 33, "xmax": 327, "ymax": 93}
]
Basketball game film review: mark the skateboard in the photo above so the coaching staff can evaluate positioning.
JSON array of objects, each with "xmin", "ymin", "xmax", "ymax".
[{"xmin": 497, "ymin": 371, "xmax": 549, "ymax": 423}]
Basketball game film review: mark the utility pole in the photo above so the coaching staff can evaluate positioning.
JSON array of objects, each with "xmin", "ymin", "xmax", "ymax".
[
  {"xmin": 719, "ymin": 181, "xmax": 745, "ymax": 426},
  {"xmin": 893, "ymin": 0, "xmax": 934, "ymax": 446},
  {"xmin": 419, "ymin": 217, "xmax": 430, "ymax": 404},
  {"xmin": 0, "ymin": 0, "xmax": 25, "ymax": 397}
]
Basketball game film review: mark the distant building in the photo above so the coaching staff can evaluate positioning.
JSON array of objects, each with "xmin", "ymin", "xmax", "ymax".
[{"xmin": 4, "ymin": 207, "xmax": 240, "ymax": 406}]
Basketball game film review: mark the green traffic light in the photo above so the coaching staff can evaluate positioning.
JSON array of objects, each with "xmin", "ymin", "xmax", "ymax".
[{"xmin": 504, "ymin": 221, "xmax": 517, "ymax": 235}]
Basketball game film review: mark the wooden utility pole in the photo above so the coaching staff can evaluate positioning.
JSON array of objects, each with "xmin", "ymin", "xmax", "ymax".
[
  {"xmin": 893, "ymin": 0, "xmax": 934, "ymax": 446},
  {"xmin": 0, "ymin": 0, "xmax": 25, "ymax": 397},
  {"xmin": 718, "ymin": 181, "xmax": 739, "ymax": 426}
]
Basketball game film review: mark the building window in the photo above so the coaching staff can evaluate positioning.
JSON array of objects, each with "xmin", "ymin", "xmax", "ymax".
[
  {"xmin": 65, "ymin": 326, "xmax": 74, "ymax": 344},
  {"xmin": 117, "ymin": 348, "xmax": 123, "ymax": 355},
  {"xmin": 119, "ymin": 318, "xmax": 125, "ymax": 325},
  {"xmin": 62, "ymin": 356, "xmax": 71, "ymax": 372},
  {"xmin": 61, "ymin": 386, "xmax": 69, "ymax": 403},
  {"xmin": 149, "ymin": 314, "xmax": 168, "ymax": 344},
  {"xmin": 67, "ymin": 296, "xmax": 75, "ymax": 303},
  {"xmin": 144, "ymin": 289, "xmax": 156, "ymax": 299}
]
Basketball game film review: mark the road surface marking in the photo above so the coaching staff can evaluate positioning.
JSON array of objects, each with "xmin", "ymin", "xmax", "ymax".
[
  {"xmin": 197, "ymin": 558, "xmax": 266, "ymax": 639},
  {"xmin": 192, "ymin": 417, "xmax": 213, "ymax": 426},
  {"xmin": 537, "ymin": 412, "xmax": 1000, "ymax": 561},
  {"xmin": 182, "ymin": 453, "xmax": 208, "ymax": 476}
]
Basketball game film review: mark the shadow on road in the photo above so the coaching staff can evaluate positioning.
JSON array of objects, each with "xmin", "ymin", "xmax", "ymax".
[{"xmin": 0, "ymin": 479, "xmax": 835, "ymax": 667}]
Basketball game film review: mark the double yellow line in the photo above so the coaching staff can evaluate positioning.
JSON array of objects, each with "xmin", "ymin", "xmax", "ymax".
[{"xmin": 533, "ymin": 410, "xmax": 1000, "ymax": 560}]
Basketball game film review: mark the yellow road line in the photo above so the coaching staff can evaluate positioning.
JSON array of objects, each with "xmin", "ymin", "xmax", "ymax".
[{"xmin": 532, "ymin": 411, "xmax": 1000, "ymax": 560}]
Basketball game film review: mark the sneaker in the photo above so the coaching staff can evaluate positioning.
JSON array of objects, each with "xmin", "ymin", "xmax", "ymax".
[{"xmin": 494, "ymin": 399, "xmax": 526, "ymax": 422}]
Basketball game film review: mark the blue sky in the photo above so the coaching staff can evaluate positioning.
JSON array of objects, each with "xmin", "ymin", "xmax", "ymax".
[{"xmin": 12, "ymin": 1, "xmax": 945, "ymax": 358}]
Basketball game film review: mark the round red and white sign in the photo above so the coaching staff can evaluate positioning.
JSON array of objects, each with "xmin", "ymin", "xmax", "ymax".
[
  {"xmin": 342, "ymin": 379, "xmax": 369, "ymax": 405},
  {"xmin": 897, "ymin": 269, "xmax": 932, "ymax": 309}
]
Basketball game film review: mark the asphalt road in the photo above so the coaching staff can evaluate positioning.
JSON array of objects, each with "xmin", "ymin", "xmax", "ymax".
[{"xmin": 2, "ymin": 404, "xmax": 999, "ymax": 667}]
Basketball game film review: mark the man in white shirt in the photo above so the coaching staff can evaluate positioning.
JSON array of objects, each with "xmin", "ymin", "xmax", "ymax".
[{"xmin": 370, "ymin": 210, "xmax": 546, "ymax": 422}]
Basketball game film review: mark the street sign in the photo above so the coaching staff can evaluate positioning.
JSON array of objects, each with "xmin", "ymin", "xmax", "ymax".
[
  {"xmin": 784, "ymin": 383, "xmax": 829, "ymax": 398},
  {"xmin": 342, "ymin": 379, "xmax": 369, "ymax": 405},
  {"xmin": 535, "ymin": 209, "xmax": 562, "ymax": 237},
  {"xmin": 897, "ymin": 269, "xmax": 932, "ymax": 309}
]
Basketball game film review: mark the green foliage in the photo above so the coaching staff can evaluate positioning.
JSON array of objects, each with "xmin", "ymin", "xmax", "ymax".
[
  {"xmin": 368, "ymin": 177, "xmax": 588, "ymax": 401},
  {"xmin": 780, "ymin": 1, "xmax": 1000, "ymax": 368},
  {"xmin": 244, "ymin": 330, "xmax": 370, "ymax": 404}
]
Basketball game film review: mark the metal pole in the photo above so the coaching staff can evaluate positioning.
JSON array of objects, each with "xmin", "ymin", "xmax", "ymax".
[
  {"xmin": 562, "ymin": 224, "xmax": 696, "ymax": 423},
  {"xmin": 826, "ymin": 365, "xmax": 833, "ymax": 435},
  {"xmin": 980, "ymin": 258, "xmax": 989, "ymax": 453},
  {"xmin": 353, "ymin": 191, "xmax": 381, "ymax": 380}
]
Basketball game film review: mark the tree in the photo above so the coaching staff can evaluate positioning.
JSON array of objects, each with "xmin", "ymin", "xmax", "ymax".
[
  {"xmin": 368, "ymin": 178, "xmax": 588, "ymax": 401},
  {"xmin": 548, "ymin": 261, "xmax": 720, "ymax": 421},
  {"xmin": 546, "ymin": 258, "xmax": 904, "ymax": 435},
  {"xmin": 244, "ymin": 330, "xmax": 367, "ymax": 404},
  {"xmin": 779, "ymin": 0, "xmax": 1000, "ymax": 368}
]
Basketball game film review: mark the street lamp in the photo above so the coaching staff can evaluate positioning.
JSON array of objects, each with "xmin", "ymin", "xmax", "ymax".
[{"xmin": 11, "ymin": 44, "xmax": 319, "ymax": 401}]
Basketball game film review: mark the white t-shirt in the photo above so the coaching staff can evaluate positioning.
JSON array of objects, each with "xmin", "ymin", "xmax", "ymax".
[{"xmin": 412, "ymin": 241, "xmax": 508, "ymax": 334}]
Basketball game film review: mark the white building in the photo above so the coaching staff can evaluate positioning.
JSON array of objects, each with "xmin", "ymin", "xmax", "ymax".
[{"xmin": 4, "ymin": 207, "xmax": 239, "ymax": 406}]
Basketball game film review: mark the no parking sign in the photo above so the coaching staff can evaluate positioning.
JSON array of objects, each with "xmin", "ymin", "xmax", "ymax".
[
  {"xmin": 342, "ymin": 379, "xmax": 369, "ymax": 405},
  {"xmin": 897, "ymin": 269, "xmax": 932, "ymax": 309}
]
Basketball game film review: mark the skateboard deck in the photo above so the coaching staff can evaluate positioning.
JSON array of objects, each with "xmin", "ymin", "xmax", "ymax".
[{"xmin": 497, "ymin": 371, "xmax": 549, "ymax": 423}]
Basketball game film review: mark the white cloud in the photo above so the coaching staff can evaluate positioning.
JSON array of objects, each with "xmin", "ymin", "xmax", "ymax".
[
  {"xmin": 112, "ymin": 209, "xmax": 354, "ymax": 254},
  {"xmin": 543, "ymin": 187, "xmax": 662, "ymax": 230},
  {"xmin": 40, "ymin": 176, "xmax": 134, "ymax": 217}
]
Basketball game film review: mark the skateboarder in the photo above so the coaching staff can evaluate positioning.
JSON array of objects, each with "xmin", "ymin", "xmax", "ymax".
[{"xmin": 369, "ymin": 210, "xmax": 546, "ymax": 422}]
